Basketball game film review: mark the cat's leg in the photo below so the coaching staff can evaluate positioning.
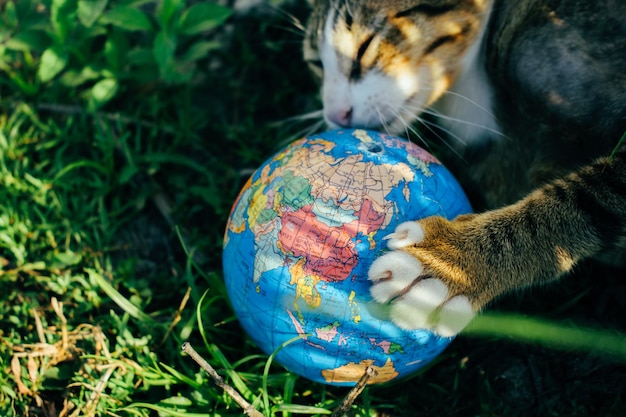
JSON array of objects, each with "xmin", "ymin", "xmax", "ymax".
[{"xmin": 369, "ymin": 148, "xmax": 626, "ymax": 336}]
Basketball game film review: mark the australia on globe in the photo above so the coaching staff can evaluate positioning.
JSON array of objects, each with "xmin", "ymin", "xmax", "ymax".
[{"xmin": 222, "ymin": 129, "xmax": 472, "ymax": 386}]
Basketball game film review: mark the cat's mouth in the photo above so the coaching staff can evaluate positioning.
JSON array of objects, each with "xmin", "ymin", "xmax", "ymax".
[{"xmin": 324, "ymin": 108, "xmax": 414, "ymax": 135}]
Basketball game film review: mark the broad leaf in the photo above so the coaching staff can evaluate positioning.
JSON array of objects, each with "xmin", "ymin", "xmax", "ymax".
[
  {"xmin": 77, "ymin": 0, "xmax": 108, "ymax": 27},
  {"xmin": 104, "ymin": 29, "xmax": 130, "ymax": 71},
  {"xmin": 156, "ymin": 0, "xmax": 184, "ymax": 28},
  {"xmin": 177, "ymin": 3, "xmax": 232, "ymax": 35},
  {"xmin": 51, "ymin": 0, "xmax": 76, "ymax": 43},
  {"xmin": 153, "ymin": 30, "xmax": 177, "ymax": 82},
  {"xmin": 100, "ymin": 7, "xmax": 153, "ymax": 31},
  {"xmin": 180, "ymin": 40, "xmax": 221, "ymax": 63},
  {"xmin": 5, "ymin": 30, "xmax": 51, "ymax": 52},
  {"xmin": 38, "ymin": 46, "xmax": 68, "ymax": 82},
  {"xmin": 4, "ymin": 1, "xmax": 18, "ymax": 29},
  {"xmin": 89, "ymin": 77, "xmax": 119, "ymax": 108},
  {"xmin": 59, "ymin": 65, "xmax": 101, "ymax": 87}
]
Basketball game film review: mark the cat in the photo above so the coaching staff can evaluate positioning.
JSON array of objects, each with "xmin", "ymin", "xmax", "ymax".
[{"xmin": 303, "ymin": 0, "xmax": 626, "ymax": 337}]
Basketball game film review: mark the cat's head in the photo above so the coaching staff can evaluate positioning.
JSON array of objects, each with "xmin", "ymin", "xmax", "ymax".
[{"xmin": 304, "ymin": 0, "xmax": 489, "ymax": 133}]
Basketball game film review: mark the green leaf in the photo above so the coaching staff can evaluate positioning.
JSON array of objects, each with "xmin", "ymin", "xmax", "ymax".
[
  {"xmin": 118, "ymin": 0, "xmax": 155, "ymax": 7},
  {"xmin": 610, "ymin": 131, "xmax": 626, "ymax": 160},
  {"xmin": 159, "ymin": 396, "xmax": 193, "ymax": 407},
  {"xmin": 156, "ymin": 0, "xmax": 184, "ymax": 29},
  {"xmin": 38, "ymin": 46, "xmax": 69, "ymax": 82},
  {"xmin": 100, "ymin": 7, "xmax": 153, "ymax": 31},
  {"xmin": 4, "ymin": 1, "xmax": 18, "ymax": 29},
  {"xmin": 89, "ymin": 78, "xmax": 119, "ymax": 108},
  {"xmin": 86, "ymin": 268, "xmax": 155, "ymax": 324},
  {"xmin": 5, "ymin": 30, "xmax": 51, "ymax": 52},
  {"xmin": 59, "ymin": 65, "xmax": 101, "ymax": 87},
  {"xmin": 118, "ymin": 164, "xmax": 139, "ymax": 184},
  {"xmin": 127, "ymin": 47, "xmax": 156, "ymax": 65},
  {"xmin": 8, "ymin": 71, "xmax": 39, "ymax": 95},
  {"xmin": 121, "ymin": 404, "xmax": 211, "ymax": 417},
  {"xmin": 77, "ymin": 0, "xmax": 108, "ymax": 27},
  {"xmin": 104, "ymin": 28, "xmax": 130, "ymax": 71},
  {"xmin": 51, "ymin": 251, "xmax": 82, "ymax": 268},
  {"xmin": 180, "ymin": 40, "xmax": 221, "ymax": 63},
  {"xmin": 51, "ymin": 0, "xmax": 77, "ymax": 43},
  {"xmin": 177, "ymin": 3, "xmax": 232, "ymax": 35},
  {"xmin": 273, "ymin": 405, "xmax": 332, "ymax": 414},
  {"xmin": 153, "ymin": 30, "xmax": 177, "ymax": 82}
]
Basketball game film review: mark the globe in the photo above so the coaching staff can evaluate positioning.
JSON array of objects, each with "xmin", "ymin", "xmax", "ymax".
[{"xmin": 222, "ymin": 129, "xmax": 472, "ymax": 386}]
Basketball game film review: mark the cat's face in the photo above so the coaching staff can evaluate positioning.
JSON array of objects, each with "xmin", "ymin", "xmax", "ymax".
[{"xmin": 304, "ymin": 0, "xmax": 488, "ymax": 133}]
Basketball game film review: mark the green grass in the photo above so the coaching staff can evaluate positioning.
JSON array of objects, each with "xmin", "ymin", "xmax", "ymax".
[{"xmin": 1, "ymin": 1, "xmax": 625, "ymax": 416}]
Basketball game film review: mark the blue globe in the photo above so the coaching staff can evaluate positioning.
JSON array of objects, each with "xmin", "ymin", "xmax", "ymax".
[{"xmin": 222, "ymin": 129, "xmax": 472, "ymax": 386}]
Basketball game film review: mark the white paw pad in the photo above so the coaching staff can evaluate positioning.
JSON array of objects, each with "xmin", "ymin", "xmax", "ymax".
[
  {"xmin": 392, "ymin": 288, "xmax": 475, "ymax": 338},
  {"xmin": 383, "ymin": 221, "xmax": 425, "ymax": 250},
  {"xmin": 389, "ymin": 278, "xmax": 448, "ymax": 330},
  {"xmin": 368, "ymin": 251, "xmax": 423, "ymax": 303},
  {"xmin": 435, "ymin": 296, "xmax": 475, "ymax": 337}
]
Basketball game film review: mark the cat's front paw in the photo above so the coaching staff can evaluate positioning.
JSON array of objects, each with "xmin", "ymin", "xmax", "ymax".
[{"xmin": 368, "ymin": 220, "xmax": 478, "ymax": 337}]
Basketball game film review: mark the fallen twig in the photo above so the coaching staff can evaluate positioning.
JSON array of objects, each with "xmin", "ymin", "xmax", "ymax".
[
  {"xmin": 331, "ymin": 366, "xmax": 377, "ymax": 417},
  {"xmin": 181, "ymin": 342, "xmax": 264, "ymax": 417}
]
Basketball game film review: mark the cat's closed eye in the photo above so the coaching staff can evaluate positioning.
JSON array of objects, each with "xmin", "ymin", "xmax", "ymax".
[
  {"xmin": 350, "ymin": 34, "xmax": 375, "ymax": 80},
  {"xmin": 395, "ymin": 4, "xmax": 457, "ymax": 19}
]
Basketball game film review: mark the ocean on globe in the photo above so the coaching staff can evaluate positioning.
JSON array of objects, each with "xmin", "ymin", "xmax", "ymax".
[{"xmin": 222, "ymin": 129, "xmax": 472, "ymax": 386}]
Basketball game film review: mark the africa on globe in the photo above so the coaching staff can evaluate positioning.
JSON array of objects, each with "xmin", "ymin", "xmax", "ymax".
[{"xmin": 222, "ymin": 129, "xmax": 472, "ymax": 386}]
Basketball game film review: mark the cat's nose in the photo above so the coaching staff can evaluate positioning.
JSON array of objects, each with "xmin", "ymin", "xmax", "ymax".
[{"xmin": 326, "ymin": 107, "xmax": 353, "ymax": 127}]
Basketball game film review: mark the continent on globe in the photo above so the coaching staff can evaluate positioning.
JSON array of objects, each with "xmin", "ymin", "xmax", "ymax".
[
  {"xmin": 321, "ymin": 358, "xmax": 399, "ymax": 385},
  {"xmin": 222, "ymin": 129, "xmax": 472, "ymax": 386}
]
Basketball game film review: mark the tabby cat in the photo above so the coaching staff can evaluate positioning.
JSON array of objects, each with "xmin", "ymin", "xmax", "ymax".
[{"xmin": 303, "ymin": 0, "xmax": 626, "ymax": 336}]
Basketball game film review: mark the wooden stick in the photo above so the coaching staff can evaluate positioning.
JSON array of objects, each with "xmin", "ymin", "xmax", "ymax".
[
  {"xmin": 181, "ymin": 342, "xmax": 264, "ymax": 417},
  {"xmin": 331, "ymin": 366, "xmax": 377, "ymax": 417}
]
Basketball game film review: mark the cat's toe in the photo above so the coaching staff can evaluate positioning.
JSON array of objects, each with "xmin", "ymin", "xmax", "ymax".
[
  {"xmin": 434, "ymin": 296, "xmax": 475, "ymax": 337},
  {"xmin": 368, "ymin": 247, "xmax": 477, "ymax": 337},
  {"xmin": 389, "ymin": 284, "xmax": 475, "ymax": 337},
  {"xmin": 383, "ymin": 221, "xmax": 425, "ymax": 249},
  {"xmin": 389, "ymin": 278, "xmax": 448, "ymax": 330},
  {"xmin": 368, "ymin": 251, "xmax": 423, "ymax": 303}
]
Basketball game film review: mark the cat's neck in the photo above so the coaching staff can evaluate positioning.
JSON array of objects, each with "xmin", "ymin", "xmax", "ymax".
[{"xmin": 430, "ymin": 1, "xmax": 501, "ymax": 148}]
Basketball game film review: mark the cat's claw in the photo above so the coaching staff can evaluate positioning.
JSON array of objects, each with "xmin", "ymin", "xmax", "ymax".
[
  {"xmin": 383, "ymin": 221, "xmax": 425, "ymax": 249},
  {"xmin": 369, "ymin": 221, "xmax": 476, "ymax": 337}
]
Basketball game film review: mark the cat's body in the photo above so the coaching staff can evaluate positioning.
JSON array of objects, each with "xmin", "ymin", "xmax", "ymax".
[{"xmin": 304, "ymin": 0, "xmax": 626, "ymax": 336}]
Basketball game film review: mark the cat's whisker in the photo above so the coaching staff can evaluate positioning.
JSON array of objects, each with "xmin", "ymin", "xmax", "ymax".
[
  {"xmin": 437, "ymin": 89, "xmax": 497, "ymax": 119},
  {"xmin": 277, "ymin": 119, "xmax": 326, "ymax": 147},
  {"xmin": 374, "ymin": 104, "xmax": 393, "ymax": 136},
  {"xmin": 271, "ymin": 109, "xmax": 324, "ymax": 124},
  {"xmin": 402, "ymin": 108, "xmax": 470, "ymax": 148},
  {"xmin": 261, "ymin": 3, "xmax": 307, "ymax": 34},
  {"xmin": 268, "ymin": 108, "xmax": 325, "ymax": 146},
  {"xmin": 415, "ymin": 117, "xmax": 466, "ymax": 161},
  {"xmin": 381, "ymin": 98, "xmax": 466, "ymax": 159},
  {"xmin": 382, "ymin": 101, "xmax": 437, "ymax": 152},
  {"xmin": 267, "ymin": 36, "xmax": 307, "ymax": 44},
  {"xmin": 417, "ymin": 107, "xmax": 507, "ymax": 139},
  {"xmin": 399, "ymin": 100, "xmax": 505, "ymax": 141}
]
